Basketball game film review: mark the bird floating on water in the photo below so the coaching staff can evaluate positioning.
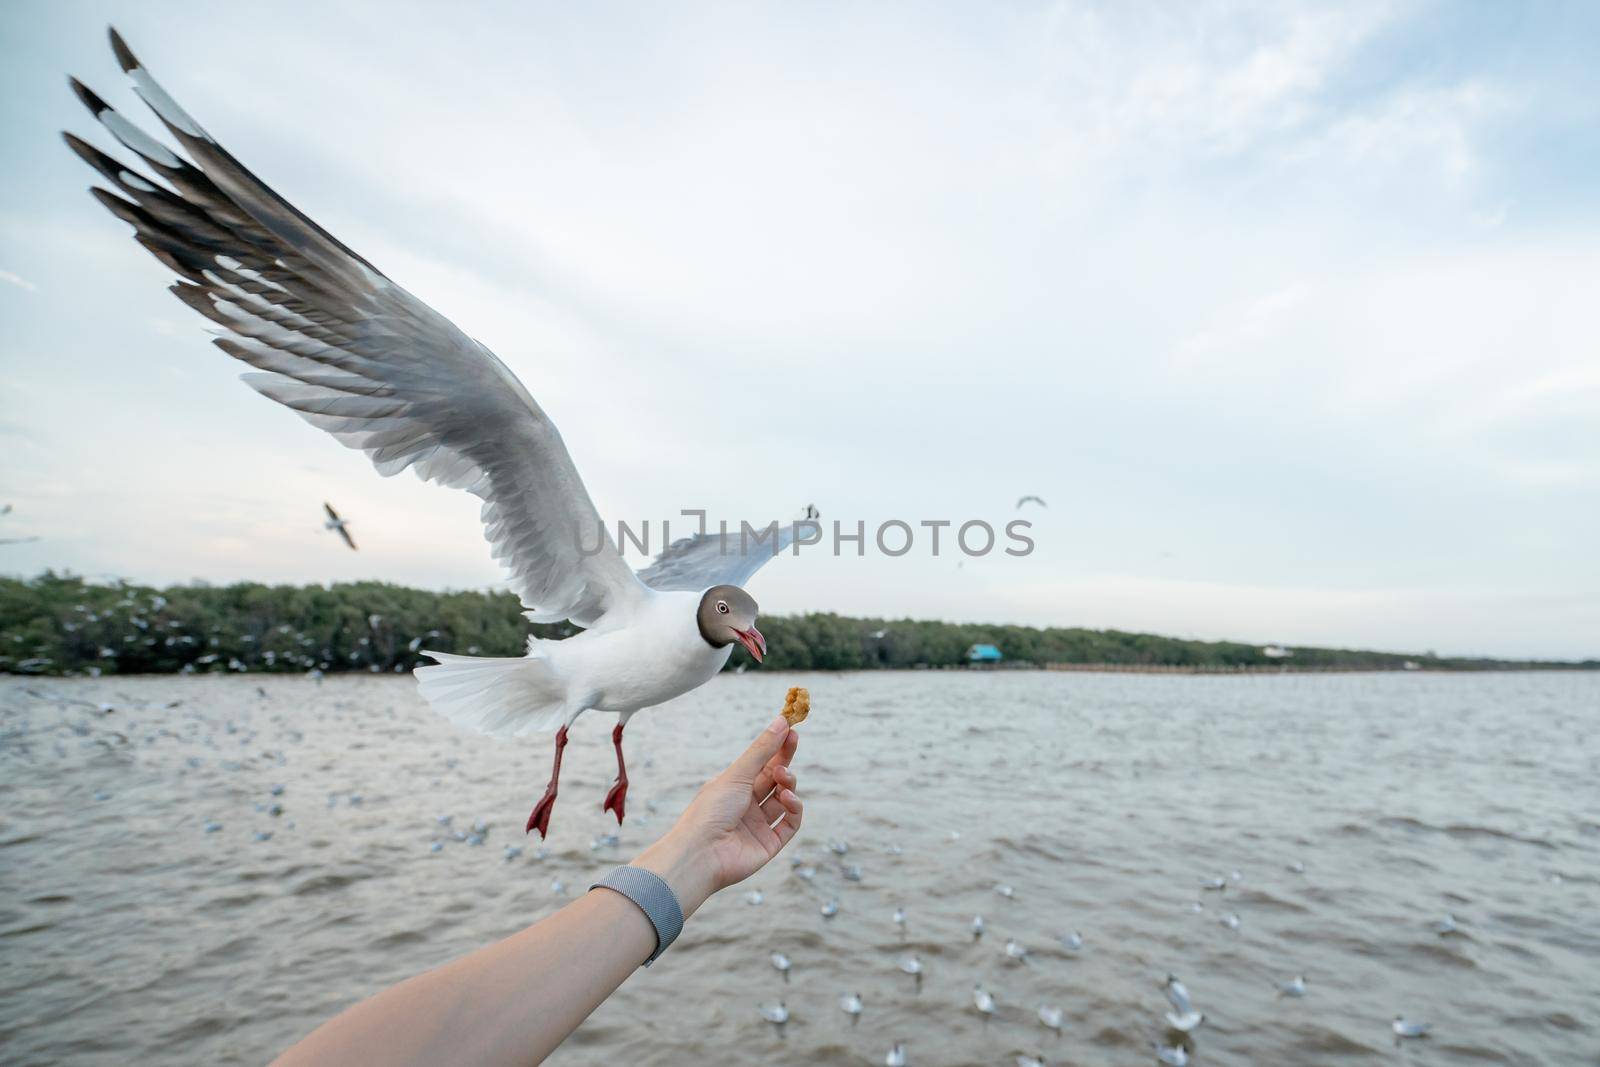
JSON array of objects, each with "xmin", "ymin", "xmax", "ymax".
[
  {"xmin": 1038, "ymin": 1004, "xmax": 1064, "ymax": 1031},
  {"xmin": 1431, "ymin": 913, "xmax": 1459, "ymax": 936},
  {"xmin": 973, "ymin": 986, "xmax": 996, "ymax": 1017},
  {"xmin": 66, "ymin": 27, "xmax": 811, "ymax": 839},
  {"xmin": 1280, "ymin": 975, "xmax": 1307, "ymax": 998},
  {"xmin": 1200, "ymin": 876, "xmax": 1227, "ymax": 891},
  {"xmin": 1162, "ymin": 975, "xmax": 1205, "ymax": 1033},
  {"xmin": 1016, "ymin": 1057, "xmax": 1045, "ymax": 1067},
  {"xmin": 1219, "ymin": 912, "xmax": 1241, "ymax": 930},
  {"xmin": 892, "ymin": 907, "xmax": 906, "ymax": 929},
  {"xmin": 760, "ymin": 1002, "xmax": 788, "ymax": 1026},
  {"xmin": 884, "ymin": 1042, "xmax": 906, "ymax": 1067},
  {"xmin": 840, "ymin": 992, "xmax": 863, "ymax": 1018},
  {"xmin": 1004, "ymin": 938, "xmax": 1028, "ymax": 961},
  {"xmin": 745, "ymin": 890, "xmax": 764, "ymax": 906},
  {"xmin": 972, "ymin": 914, "xmax": 985, "ymax": 939},
  {"xmin": 1059, "ymin": 930, "xmax": 1083, "ymax": 952},
  {"xmin": 899, "ymin": 955, "xmax": 922, "ymax": 976},
  {"xmin": 1392, "ymin": 1017, "xmax": 1431, "ymax": 1039},
  {"xmin": 770, "ymin": 952, "xmax": 791, "ymax": 978},
  {"xmin": 995, "ymin": 883, "xmax": 1015, "ymax": 899},
  {"xmin": 1154, "ymin": 1042, "xmax": 1189, "ymax": 1066},
  {"xmin": 820, "ymin": 898, "xmax": 839, "ymax": 918}
]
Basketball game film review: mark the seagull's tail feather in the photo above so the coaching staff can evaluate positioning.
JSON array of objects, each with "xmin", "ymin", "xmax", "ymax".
[{"xmin": 414, "ymin": 650, "xmax": 567, "ymax": 739}]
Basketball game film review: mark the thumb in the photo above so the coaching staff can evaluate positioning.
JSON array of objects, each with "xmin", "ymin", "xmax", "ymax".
[{"xmin": 728, "ymin": 716, "xmax": 790, "ymax": 783}]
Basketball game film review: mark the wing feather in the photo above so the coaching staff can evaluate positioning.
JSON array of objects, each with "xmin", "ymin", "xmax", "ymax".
[
  {"xmin": 68, "ymin": 29, "xmax": 643, "ymax": 627},
  {"xmin": 637, "ymin": 518, "xmax": 815, "ymax": 592}
]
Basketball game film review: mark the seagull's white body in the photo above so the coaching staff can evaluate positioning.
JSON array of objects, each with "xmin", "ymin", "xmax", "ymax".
[{"xmin": 418, "ymin": 589, "xmax": 730, "ymax": 737}]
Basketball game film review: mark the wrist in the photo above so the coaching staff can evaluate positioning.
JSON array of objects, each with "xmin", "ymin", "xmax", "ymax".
[{"xmin": 632, "ymin": 829, "xmax": 718, "ymax": 919}]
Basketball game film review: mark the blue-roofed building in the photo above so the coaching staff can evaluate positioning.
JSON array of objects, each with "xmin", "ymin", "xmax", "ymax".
[{"xmin": 966, "ymin": 643, "xmax": 1003, "ymax": 664}]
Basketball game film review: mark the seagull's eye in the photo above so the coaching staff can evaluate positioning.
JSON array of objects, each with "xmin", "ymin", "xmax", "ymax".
[{"xmin": 716, "ymin": 601, "xmax": 729, "ymax": 614}]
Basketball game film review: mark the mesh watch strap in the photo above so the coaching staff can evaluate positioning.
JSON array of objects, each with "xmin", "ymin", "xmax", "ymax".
[{"xmin": 591, "ymin": 866, "xmax": 685, "ymax": 967}]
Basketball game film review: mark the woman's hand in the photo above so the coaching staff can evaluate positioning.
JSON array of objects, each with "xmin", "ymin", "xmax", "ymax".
[{"xmin": 634, "ymin": 716, "xmax": 803, "ymax": 918}]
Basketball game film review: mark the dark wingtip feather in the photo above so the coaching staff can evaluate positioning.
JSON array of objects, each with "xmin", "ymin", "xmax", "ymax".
[
  {"xmin": 61, "ymin": 131, "xmax": 100, "ymax": 164},
  {"xmin": 68, "ymin": 76, "xmax": 109, "ymax": 115},
  {"xmin": 108, "ymin": 27, "xmax": 138, "ymax": 73}
]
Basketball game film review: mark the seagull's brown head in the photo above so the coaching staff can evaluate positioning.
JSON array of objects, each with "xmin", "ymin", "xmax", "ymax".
[{"xmin": 696, "ymin": 584, "xmax": 765, "ymax": 663}]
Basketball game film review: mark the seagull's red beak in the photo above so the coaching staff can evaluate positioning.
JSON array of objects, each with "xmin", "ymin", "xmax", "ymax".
[{"xmin": 734, "ymin": 625, "xmax": 766, "ymax": 663}]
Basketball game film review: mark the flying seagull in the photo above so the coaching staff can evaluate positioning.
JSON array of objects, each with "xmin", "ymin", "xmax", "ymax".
[
  {"xmin": 1015, "ymin": 495, "xmax": 1047, "ymax": 509},
  {"xmin": 322, "ymin": 502, "xmax": 357, "ymax": 551},
  {"xmin": 66, "ymin": 28, "xmax": 810, "ymax": 838},
  {"xmin": 0, "ymin": 504, "xmax": 39, "ymax": 545}
]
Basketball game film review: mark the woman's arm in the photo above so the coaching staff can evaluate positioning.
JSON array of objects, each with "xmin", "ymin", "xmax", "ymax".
[{"xmin": 271, "ymin": 716, "xmax": 803, "ymax": 1067}]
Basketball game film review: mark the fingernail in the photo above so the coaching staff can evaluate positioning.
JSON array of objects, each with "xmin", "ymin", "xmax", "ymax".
[{"xmin": 767, "ymin": 716, "xmax": 788, "ymax": 734}]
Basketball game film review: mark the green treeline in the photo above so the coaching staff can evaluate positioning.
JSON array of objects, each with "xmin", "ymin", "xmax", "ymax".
[{"xmin": 1, "ymin": 573, "xmax": 1592, "ymax": 677}]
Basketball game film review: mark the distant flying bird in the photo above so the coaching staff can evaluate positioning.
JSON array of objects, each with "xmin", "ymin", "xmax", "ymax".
[
  {"xmin": 322, "ymin": 503, "xmax": 357, "ymax": 551},
  {"xmin": 1015, "ymin": 495, "xmax": 1047, "ymax": 509},
  {"xmin": 66, "ymin": 29, "xmax": 811, "ymax": 840},
  {"xmin": 0, "ymin": 503, "xmax": 39, "ymax": 545}
]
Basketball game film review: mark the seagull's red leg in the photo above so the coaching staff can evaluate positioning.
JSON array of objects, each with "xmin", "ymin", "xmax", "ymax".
[
  {"xmin": 525, "ymin": 725, "xmax": 568, "ymax": 838},
  {"xmin": 602, "ymin": 722, "xmax": 628, "ymax": 824}
]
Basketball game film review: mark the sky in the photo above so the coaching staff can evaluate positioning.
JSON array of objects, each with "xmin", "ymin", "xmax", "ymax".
[{"xmin": 1, "ymin": 1, "xmax": 1597, "ymax": 659}]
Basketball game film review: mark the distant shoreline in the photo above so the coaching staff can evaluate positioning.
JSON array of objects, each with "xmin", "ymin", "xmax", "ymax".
[{"xmin": 2, "ymin": 573, "xmax": 1594, "ymax": 677}]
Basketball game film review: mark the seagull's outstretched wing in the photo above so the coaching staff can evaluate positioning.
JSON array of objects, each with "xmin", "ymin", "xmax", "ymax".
[
  {"xmin": 66, "ymin": 29, "xmax": 644, "ymax": 627},
  {"xmin": 637, "ymin": 518, "xmax": 816, "ymax": 593}
]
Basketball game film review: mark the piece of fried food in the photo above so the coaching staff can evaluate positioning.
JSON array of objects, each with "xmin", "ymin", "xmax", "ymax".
[{"xmin": 781, "ymin": 686, "xmax": 810, "ymax": 727}]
